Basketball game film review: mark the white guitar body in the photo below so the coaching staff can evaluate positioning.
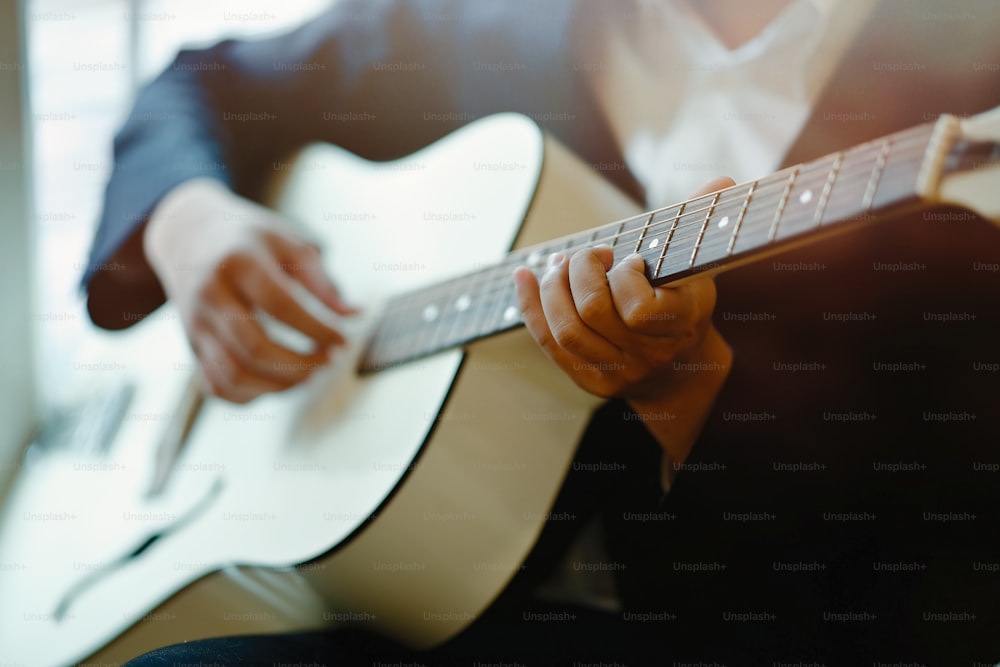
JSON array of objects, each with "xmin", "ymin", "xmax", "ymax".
[{"xmin": 0, "ymin": 114, "xmax": 640, "ymax": 666}]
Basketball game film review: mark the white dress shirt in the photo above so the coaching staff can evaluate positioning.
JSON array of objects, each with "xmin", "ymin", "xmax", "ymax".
[{"xmin": 591, "ymin": 0, "xmax": 876, "ymax": 208}]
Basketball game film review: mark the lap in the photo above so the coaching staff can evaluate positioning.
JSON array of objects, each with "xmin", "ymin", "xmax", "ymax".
[{"xmin": 123, "ymin": 601, "xmax": 663, "ymax": 667}]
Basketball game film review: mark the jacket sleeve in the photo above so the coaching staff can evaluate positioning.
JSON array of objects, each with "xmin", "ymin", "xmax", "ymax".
[{"xmin": 83, "ymin": 0, "xmax": 583, "ymax": 328}]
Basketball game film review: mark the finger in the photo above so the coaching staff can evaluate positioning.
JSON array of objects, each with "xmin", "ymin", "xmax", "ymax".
[
  {"xmin": 235, "ymin": 256, "xmax": 346, "ymax": 348},
  {"xmin": 194, "ymin": 330, "xmax": 291, "ymax": 404},
  {"xmin": 276, "ymin": 239, "xmax": 358, "ymax": 316},
  {"xmin": 537, "ymin": 252, "xmax": 622, "ymax": 361},
  {"xmin": 513, "ymin": 265, "xmax": 584, "ymax": 372},
  {"xmin": 608, "ymin": 254, "xmax": 690, "ymax": 335},
  {"xmin": 690, "ymin": 176, "xmax": 737, "ymax": 198},
  {"xmin": 201, "ymin": 282, "xmax": 330, "ymax": 385},
  {"xmin": 567, "ymin": 245, "xmax": 632, "ymax": 343},
  {"xmin": 674, "ymin": 275, "xmax": 718, "ymax": 337},
  {"xmin": 602, "ymin": 177, "xmax": 731, "ymax": 337}
]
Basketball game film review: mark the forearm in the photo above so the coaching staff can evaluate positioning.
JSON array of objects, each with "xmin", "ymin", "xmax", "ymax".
[
  {"xmin": 84, "ymin": 51, "xmax": 236, "ymax": 328},
  {"xmin": 626, "ymin": 325, "xmax": 733, "ymax": 489}
]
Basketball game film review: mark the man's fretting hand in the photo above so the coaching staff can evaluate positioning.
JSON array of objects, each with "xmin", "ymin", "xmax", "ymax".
[
  {"xmin": 144, "ymin": 178, "xmax": 356, "ymax": 404},
  {"xmin": 514, "ymin": 177, "xmax": 735, "ymax": 482}
]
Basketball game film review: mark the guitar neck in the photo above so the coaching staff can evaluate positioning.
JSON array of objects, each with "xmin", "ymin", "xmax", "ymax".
[{"xmin": 359, "ymin": 117, "xmax": 962, "ymax": 374}]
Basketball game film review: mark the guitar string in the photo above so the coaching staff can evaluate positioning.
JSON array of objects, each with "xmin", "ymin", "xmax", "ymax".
[
  {"xmin": 366, "ymin": 129, "xmax": 934, "ymax": 361},
  {"xmin": 375, "ymin": 149, "xmax": 925, "ymax": 350},
  {"xmin": 368, "ymin": 157, "xmax": 907, "ymax": 363},
  {"xmin": 390, "ymin": 137, "xmax": 927, "ymax": 314},
  {"xmin": 373, "ymin": 152, "xmax": 923, "ymax": 344},
  {"xmin": 467, "ymin": 124, "xmax": 930, "ymax": 272},
  {"xmin": 387, "ymin": 128, "xmax": 931, "ymax": 312},
  {"xmin": 368, "ymin": 136, "xmax": 932, "ymax": 362}
]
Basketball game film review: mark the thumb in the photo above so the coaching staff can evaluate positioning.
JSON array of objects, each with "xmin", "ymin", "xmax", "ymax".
[{"xmin": 689, "ymin": 176, "xmax": 736, "ymax": 199}]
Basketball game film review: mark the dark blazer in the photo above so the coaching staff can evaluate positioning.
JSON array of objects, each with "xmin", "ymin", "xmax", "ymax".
[{"xmin": 84, "ymin": 0, "xmax": 1000, "ymax": 663}]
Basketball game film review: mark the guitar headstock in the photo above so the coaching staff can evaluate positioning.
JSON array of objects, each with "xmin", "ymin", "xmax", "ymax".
[{"xmin": 921, "ymin": 106, "xmax": 1000, "ymax": 225}]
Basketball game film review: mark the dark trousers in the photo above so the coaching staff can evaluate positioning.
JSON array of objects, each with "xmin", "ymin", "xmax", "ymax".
[{"xmin": 123, "ymin": 601, "xmax": 665, "ymax": 666}]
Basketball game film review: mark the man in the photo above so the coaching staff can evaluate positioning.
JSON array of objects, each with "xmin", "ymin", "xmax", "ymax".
[{"xmin": 83, "ymin": 0, "xmax": 1000, "ymax": 663}]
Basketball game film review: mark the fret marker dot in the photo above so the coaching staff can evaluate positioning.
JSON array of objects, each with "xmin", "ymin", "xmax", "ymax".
[
  {"xmin": 799, "ymin": 190, "xmax": 813, "ymax": 205},
  {"xmin": 649, "ymin": 238, "xmax": 660, "ymax": 249},
  {"xmin": 455, "ymin": 295, "xmax": 471, "ymax": 312},
  {"xmin": 717, "ymin": 216, "xmax": 730, "ymax": 229},
  {"xmin": 422, "ymin": 305, "xmax": 439, "ymax": 322},
  {"xmin": 503, "ymin": 306, "xmax": 518, "ymax": 322}
]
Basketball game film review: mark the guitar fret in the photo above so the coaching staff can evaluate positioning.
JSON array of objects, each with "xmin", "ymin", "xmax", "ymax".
[
  {"xmin": 813, "ymin": 152, "xmax": 844, "ymax": 226},
  {"xmin": 381, "ymin": 296, "xmax": 415, "ymax": 367},
  {"xmin": 417, "ymin": 293, "xmax": 447, "ymax": 357},
  {"xmin": 654, "ymin": 202, "xmax": 685, "ymax": 279},
  {"xmin": 448, "ymin": 274, "xmax": 485, "ymax": 347},
  {"xmin": 659, "ymin": 201, "xmax": 709, "ymax": 276},
  {"xmin": 863, "ymin": 139, "xmax": 892, "ymax": 210},
  {"xmin": 468, "ymin": 271, "xmax": 496, "ymax": 341},
  {"xmin": 608, "ymin": 221, "xmax": 625, "ymax": 248},
  {"xmin": 486, "ymin": 278, "xmax": 520, "ymax": 336},
  {"xmin": 482, "ymin": 262, "xmax": 521, "ymax": 334},
  {"xmin": 389, "ymin": 301, "xmax": 419, "ymax": 366},
  {"xmin": 768, "ymin": 167, "xmax": 799, "ymax": 243},
  {"xmin": 727, "ymin": 180, "xmax": 756, "ymax": 256},
  {"xmin": 695, "ymin": 184, "xmax": 752, "ymax": 270},
  {"xmin": 774, "ymin": 161, "xmax": 831, "ymax": 241},
  {"xmin": 612, "ymin": 215, "xmax": 650, "ymax": 264},
  {"xmin": 689, "ymin": 192, "xmax": 719, "ymax": 267},
  {"xmin": 633, "ymin": 212, "xmax": 654, "ymax": 254},
  {"xmin": 428, "ymin": 280, "xmax": 460, "ymax": 354},
  {"xmin": 814, "ymin": 146, "xmax": 881, "ymax": 227},
  {"xmin": 871, "ymin": 125, "xmax": 935, "ymax": 209}
]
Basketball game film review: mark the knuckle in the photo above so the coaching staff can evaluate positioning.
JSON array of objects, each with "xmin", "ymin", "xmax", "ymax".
[
  {"xmin": 230, "ymin": 322, "xmax": 267, "ymax": 359},
  {"xmin": 242, "ymin": 332, "xmax": 268, "ymax": 358},
  {"xmin": 218, "ymin": 357, "xmax": 244, "ymax": 385},
  {"xmin": 573, "ymin": 246, "xmax": 603, "ymax": 269},
  {"xmin": 621, "ymin": 302, "xmax": 651, "ymax": 329},
  {"xmin": 271, "ymin": 357, "xmax": 308, "ymax": 380},
  {"xmin": 584, "ymin": 376, "xmax": 620, "ymax": 400},
  {"xmin": 550, "ymin": 320, "xmax": 583, "ymax": 353},
  {"xmin": 624, "ymin": 303, "xmax": 677, "ymax": 331},
  {"xmin": 255, "ymin": 290, "xmax": 281, "ymax": 316},
  {"xmin": 217, "ymin": 251, "xmax": 250, "ymax": 278},
  {"xmin": 533, "ymin": 328, "xmax": 559, "ymax": 355},
  {"xmin": 576, "ymin": 290, "xmax": 610, "ymax": 325},
  {"xmin": 194, "ymin": 280, "xmax": 222, "ymax": 309},
  {"xmin": 278, "ymin": 240, "xmax": 319, "ymax": 274},
  {"xmin": 538, "ymin": 271, "xmax": 558, "ymax": 291}
]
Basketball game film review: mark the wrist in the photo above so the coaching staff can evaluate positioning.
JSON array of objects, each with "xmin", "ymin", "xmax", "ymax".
[
  {"xmin": 144, "ymin": 178, "xmax": 231, "ymax": 284},
  {"xmin": 626, "ymin": 326, "xmax": 732, "ymax": 474}
]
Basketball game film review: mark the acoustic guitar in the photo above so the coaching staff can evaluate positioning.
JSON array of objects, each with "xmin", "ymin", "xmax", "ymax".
[{"xmin": 1, "ymin": 109, "xmax": 998, "ymax": 666}]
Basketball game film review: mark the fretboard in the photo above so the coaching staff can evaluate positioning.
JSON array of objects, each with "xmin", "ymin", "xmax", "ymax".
[{"xmin": 360, "ymin": 122, "xmax": 939, "ymax": 374}]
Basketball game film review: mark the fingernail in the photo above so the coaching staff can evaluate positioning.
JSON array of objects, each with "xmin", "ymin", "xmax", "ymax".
[
  {"xmin": 546, "ymin": 252, "xmax": 565, "ymax": 270},
  {"xmin": 513, "ymin": 267, "xmax": 528, "ymax": 292}
]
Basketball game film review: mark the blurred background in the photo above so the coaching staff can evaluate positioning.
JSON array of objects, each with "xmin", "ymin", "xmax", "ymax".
[{"xmin": 1, "ymin": 0, "xmax": 333, "ymax": 499}]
